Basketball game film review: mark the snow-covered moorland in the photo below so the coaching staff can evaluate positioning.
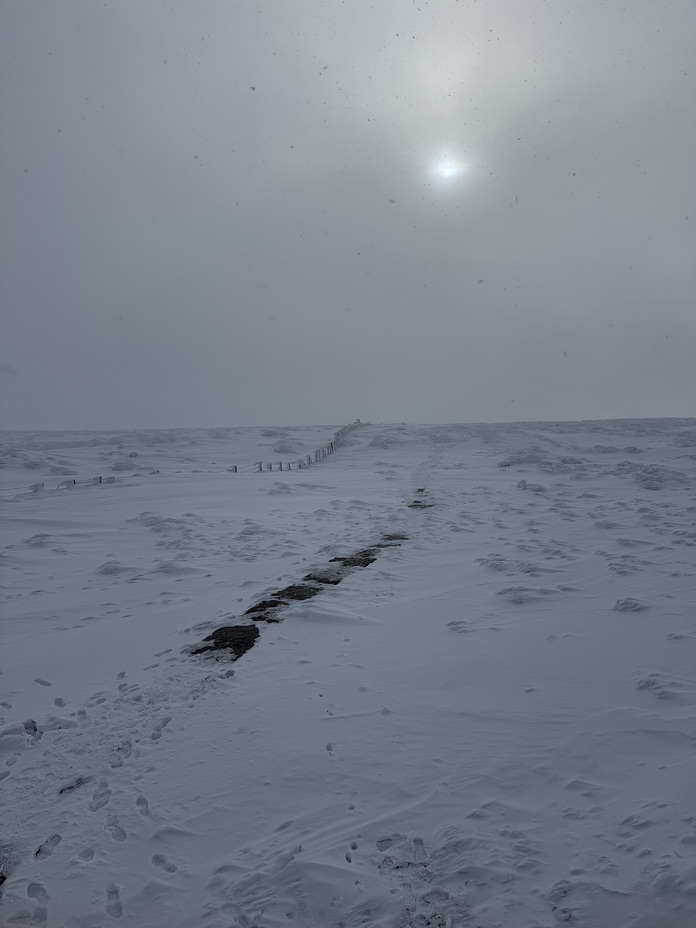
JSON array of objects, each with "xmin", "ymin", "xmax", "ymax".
[{"xmin": 1, "ymin": 419, "xmax": 696, "ymax": 928}]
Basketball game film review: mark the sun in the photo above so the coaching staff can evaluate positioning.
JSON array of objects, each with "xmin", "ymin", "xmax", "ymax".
[
  {"xmin": 428, "ymin": 153, "xmax": 468, "ymax": 185},
  {"xmin": 435, "ymin": 159, "xmax": 463, "ymax": 179}
]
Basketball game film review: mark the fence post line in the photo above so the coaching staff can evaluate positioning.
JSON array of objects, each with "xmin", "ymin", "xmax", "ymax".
[{"xmin": 241, "ymin": 422, "xmax": 361, "ymax": 475}]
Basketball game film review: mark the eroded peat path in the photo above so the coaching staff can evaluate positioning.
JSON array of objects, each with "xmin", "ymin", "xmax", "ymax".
[
  {"xmin": 189, "ymin": 446, "xmax": 448, "ymax": 660},
  {"xmin": 189, "ymin": 533, "xmax": 410, "ymax": 658}
]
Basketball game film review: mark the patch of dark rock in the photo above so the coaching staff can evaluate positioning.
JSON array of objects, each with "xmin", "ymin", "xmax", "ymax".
[
  {"xmin": 191, "ymin": 533, "xmax": 411, "ymax": 663},
  {"xmin": 330, "ymin": 548, "xmax": 379, "ymax": 568},
  {"xmin": 249, "ymin": 609, "xmax": 283, "ymax": 623},
  {"xmin": 192, "ymin": 624, "xmax": 259, "ymax": 657},
  {"xmin": 303, "ymin": 567, "xmax": 345, "ymax": 585},
  {"xmin": 276, "ymin": 583, "xmax": 322, "ymax": 601},
  {"xmin": 244, "ymin": 599, "xmax": 286, "ymax": 615},
  {"xmin": 59, "ymin": 776, "xmax": 91, "ymax": 795}
]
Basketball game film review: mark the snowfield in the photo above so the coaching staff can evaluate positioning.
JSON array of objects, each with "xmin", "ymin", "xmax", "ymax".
[{"xmin": 1, "ymin": 419, "xmax": 696, "ymax": 927}]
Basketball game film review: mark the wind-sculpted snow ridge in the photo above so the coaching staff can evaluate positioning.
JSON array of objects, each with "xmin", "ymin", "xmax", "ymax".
[{"xmin": 1, "ymin": 419, "xmax": 696, "ymax": 926}]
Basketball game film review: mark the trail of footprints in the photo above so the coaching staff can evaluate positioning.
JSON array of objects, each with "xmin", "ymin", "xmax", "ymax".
[
  {"xmin": 0, "ymin": 662, "xmax": 211, "ymax": 923},
  {"xmin": 2, "ymin": 526, "xmax": 419, "ymax": 923}
]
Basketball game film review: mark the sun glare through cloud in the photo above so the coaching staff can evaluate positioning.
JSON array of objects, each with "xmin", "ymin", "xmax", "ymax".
[{"xmin": 427, "ymin": 152, "xmax": 468, "ymax": 185}]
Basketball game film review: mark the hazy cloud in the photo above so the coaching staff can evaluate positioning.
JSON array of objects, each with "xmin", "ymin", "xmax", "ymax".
[{"xmin": 1, "ymin": 0, "xmax": 694, "ymax": 428}]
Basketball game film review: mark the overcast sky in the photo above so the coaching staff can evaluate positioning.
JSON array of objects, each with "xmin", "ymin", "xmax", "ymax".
[{"xmin": 1, "ymin": 0, "xmax": 694, "ymax": 429}]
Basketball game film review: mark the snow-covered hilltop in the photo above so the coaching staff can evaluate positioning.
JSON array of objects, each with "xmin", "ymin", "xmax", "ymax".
[{"xmin": 2, "ymin": 419, "xmax": 696, "ymax": 927}]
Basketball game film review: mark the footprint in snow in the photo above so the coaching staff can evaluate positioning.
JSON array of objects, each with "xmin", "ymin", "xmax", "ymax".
[
  {"xmin": 345, "ymin": 840, "xmax": 359, "ymax": 863},
  {"xmin": 109, "ymin": 739, "xmax": 132, "ymax": 768},
  {"xmin": 35, "ymin": 835, "xmax": 61, "ymax": 859},
  {"xmin": 106, "ymin": 883, "xmax": 123, "ymax": 918},
  {"xmin": 27, "ymin": 882, "xmax": 50, "ymax": 904},
  {"xmin": 105, "ymin": 815, "xmax": 127, "ymax": 842},
  {"xmin": 151, "ymin": 715, "xmax": 172, "ymax": 741},
  {"xmin": 90, "ymin": 778, "xmax": 111, "ymax": 812},
  {"xmin": 151, "ymin": 853, "xmax": 178, "ymax": 872},
  {"xmin": 136, "ymin": 795, "xmax": 150, "ymax": 816}
]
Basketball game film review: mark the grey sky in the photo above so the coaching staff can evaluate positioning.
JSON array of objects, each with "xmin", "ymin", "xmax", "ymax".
[{"xmin": 1, "ymin": 0, "xmax": 694, "ymax": 429}]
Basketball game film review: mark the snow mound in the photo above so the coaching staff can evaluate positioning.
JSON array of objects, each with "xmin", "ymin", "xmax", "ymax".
[
  {"xmin": 271, "ymin": 439, "xmax": 304, "ymax": 455},
  {"xmin": 611, "ymin": 461, "xmax": 689, "ymax": 489}
]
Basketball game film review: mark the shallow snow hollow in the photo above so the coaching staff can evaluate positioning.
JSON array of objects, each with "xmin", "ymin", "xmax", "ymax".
[{"xmin": 1, "ymin": 419, "xmax": 696, "ymax": 927}]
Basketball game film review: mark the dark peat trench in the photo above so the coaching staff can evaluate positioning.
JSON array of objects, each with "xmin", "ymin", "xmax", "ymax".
[{"xmin": 190, "ymin": 532, "xmax": 409, "ymax": 659}]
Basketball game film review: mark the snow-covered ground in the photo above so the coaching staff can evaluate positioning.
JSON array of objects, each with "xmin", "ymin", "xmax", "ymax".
[{"xmin": 1, "ymin": 419, "xmax": 696, "ymax": 928}]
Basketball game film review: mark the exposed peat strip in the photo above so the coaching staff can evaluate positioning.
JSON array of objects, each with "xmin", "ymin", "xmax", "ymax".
[
  {"xmin": 191, "ymin": 533, "xmax": 409, "ymax": 658},
  {"xmin": 407, "ymin": 487, "xmax": 435, "ymax": 509}
]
